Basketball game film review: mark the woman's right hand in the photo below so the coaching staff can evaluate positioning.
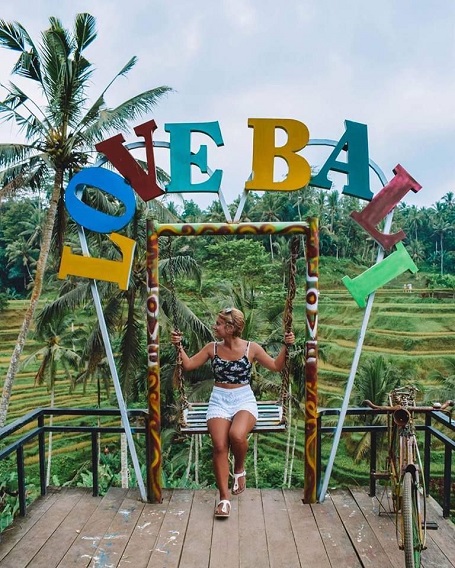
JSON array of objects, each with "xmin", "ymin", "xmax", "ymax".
[{"xmin": 171, "ymin": 330, "xmax": 183, "ymax": 346}]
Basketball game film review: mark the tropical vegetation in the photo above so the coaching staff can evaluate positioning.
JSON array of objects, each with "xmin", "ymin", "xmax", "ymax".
[{"xmin": 0, "ymin": 13, "xmax": 172, "ymax": 426}]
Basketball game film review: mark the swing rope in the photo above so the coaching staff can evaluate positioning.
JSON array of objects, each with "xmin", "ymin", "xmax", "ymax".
[
  {"xmin": 167, "ymin": 238, "xmax": 190, "ymax": 426},
  {"xmin": 279, "ymin": 235, "xmax": 300, "ymax": 424}
]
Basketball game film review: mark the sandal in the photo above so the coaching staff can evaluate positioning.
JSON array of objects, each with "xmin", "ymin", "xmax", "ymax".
[
  {"xmin": 214, "ymin": 499, "xmax": 231, "ymax": 518},
  {"xmin": 232, "ymin": 470, "xmax": 246, "ymax": 495}
]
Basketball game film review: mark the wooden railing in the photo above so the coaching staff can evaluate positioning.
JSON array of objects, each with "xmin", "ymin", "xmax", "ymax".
[{"xmin": 0, "ymin": 407, "xmax": 149, "ymax": 516}]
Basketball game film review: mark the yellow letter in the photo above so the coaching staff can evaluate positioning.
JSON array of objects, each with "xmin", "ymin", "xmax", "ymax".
[
  {"xmin": 245, "ymin": 118, "xmax": 311, "ymax": 192},
  {"xmin": 58, "ymin": 233, "xmax": 136, "ymax": 290}
]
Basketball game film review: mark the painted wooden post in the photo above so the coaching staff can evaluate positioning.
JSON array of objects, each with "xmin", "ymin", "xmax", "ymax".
[
  {"xmin": 146, "ymin": 220, "xmax": 162, "ymax": 502},
  {"xmin": 304, "ymin": 217, "xmax": 319, "ymax": 503},
  {"xmin": 146, "ymin": 220, "xmax": 318, "ymax": 502}
]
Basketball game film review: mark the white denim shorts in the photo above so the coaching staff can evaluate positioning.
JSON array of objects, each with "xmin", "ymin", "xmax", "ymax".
[{"xmin": 206, "ymin": 385, "xmax": 258, "ymax": 422}]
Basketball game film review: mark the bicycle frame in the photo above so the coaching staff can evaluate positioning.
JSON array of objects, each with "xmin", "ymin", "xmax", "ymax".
[
  {"xmin": 365, "ymin": 386, "xmax": 453, "ymax": 568},
  {"xmin": 388, "ymin": 407, "xmax": 426, "ymax": 563}
]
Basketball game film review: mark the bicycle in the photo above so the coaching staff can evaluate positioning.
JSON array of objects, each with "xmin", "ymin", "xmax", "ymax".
[{"xmin": 364, "ymin": 385, "xmax": 453, "ymax": 568}]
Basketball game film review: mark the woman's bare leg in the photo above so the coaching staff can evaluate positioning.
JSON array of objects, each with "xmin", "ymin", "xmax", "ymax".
[
  {"xmin": 207, "ymin": 418, "xmax": 231, "ymax": 502},
  {"xmin": 229, "ymin": 410, "xmax": 256, "ymax": 492}
]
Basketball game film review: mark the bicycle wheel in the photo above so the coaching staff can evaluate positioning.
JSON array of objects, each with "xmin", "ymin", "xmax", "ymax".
[{"xmin": 402, "ymin": 471, "xmax": 422, "ymax": 568}]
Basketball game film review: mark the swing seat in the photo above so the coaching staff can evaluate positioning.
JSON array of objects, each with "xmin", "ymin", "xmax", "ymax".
[{"xmin": 181, "ymin": 401, "xmax": 286, "ymax": 434}]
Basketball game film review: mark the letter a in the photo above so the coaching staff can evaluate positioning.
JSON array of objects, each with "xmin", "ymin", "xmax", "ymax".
[{"xmin": 311, "ymin": 120, "xmax": 372, "ymax": 200}]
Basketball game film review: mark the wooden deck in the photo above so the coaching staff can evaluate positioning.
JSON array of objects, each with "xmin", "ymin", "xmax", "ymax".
[{"xmin": 0, "ymin": 486, "xmax": 454, "ymax": 567}]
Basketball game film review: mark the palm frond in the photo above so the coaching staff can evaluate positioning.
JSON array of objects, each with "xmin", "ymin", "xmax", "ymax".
[
  {"xmin": 82, "ymin": 86, "xmax": 173, "ymax": 142},
  {"xmin": 0, "ymin": 142, "xmax": 36, "ymax": 167},
  {"xmin": 0, "ymin": 20, "xmax": 40, "ymax": 81},
  {"xmin": 0, "ymin": 20, "xmax": 27, "ymax": 51},
  {"xmin": 0, "ymin": 82, "xmax": 49, "ymax": 136},
  {"xmin": 73, "ymin": 13, "xmax": 97, "ymax": 55}
]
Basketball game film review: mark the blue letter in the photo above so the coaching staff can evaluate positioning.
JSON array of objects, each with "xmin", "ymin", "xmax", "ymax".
[
  {"xmin": 164, "ymin": 122, "xmax": 224, "ymax": 193},
  {"xmin": 65, "ymin": 167, "xmax": 136, "ymax": 233}
]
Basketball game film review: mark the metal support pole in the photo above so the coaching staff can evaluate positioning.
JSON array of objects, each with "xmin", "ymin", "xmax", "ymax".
[
  {"xmin": 77, "ymin": 225, "xmax": 147, "ymax": 502},
  {"xmin": 17, "ymin": 445, "xmax": 26, "ymax": 516},
  {"xmin": 442, "ymin": 446, "xmax": 452, "ymax": 518},
  {"xmin": 318, "ymin": 209, "xmax": 393, "ymax": 503},
  {"xmin": 369, "ymin": 430, "xmax": 377, "ymax": 497},
  {"xmin": 38, "ymin": 414, "xmax": 46, "ymax": 496},
  {"xmin": 424, "ymin": 413, "xmax": 432, "ymax": 496}
]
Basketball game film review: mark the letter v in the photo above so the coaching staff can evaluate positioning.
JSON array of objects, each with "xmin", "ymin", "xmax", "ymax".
[{"xmin": 95, "ymin": 119, "xmax": 164, "ymax": 201}]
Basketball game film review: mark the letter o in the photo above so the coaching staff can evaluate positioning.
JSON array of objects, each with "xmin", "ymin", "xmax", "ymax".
[{"xmin": 64, "ymin": 167, "xmax": 136, "ymax": 233}]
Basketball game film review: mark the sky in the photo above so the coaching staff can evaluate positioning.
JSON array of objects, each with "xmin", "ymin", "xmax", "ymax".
[{"xmin": 1, "ymin": 0, "xmax": 454, "ymax": 212}]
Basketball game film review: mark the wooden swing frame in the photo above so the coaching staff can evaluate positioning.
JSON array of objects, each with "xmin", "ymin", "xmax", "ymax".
[{"xmin": 146, "ymin": 219, "xmax": 319, "ymax": 504}]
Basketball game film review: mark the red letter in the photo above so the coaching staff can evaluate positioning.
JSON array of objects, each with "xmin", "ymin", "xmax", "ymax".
[
  {"xmin": 95, "ymin": 120, "xmax": 164, "ymax": 202},
  {"xmin": 350, "ymin": 164, "xmax": 422, "ymax": 250}
]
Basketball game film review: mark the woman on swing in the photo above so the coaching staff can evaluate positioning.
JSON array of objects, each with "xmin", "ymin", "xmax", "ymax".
[{"xmin": 171, "ymin": 307, "xmax": 294, "ymax": 518}]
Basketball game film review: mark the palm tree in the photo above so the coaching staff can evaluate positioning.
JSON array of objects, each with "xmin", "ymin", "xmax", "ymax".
[
  {"xmin": 431, "ymin": 209, "xmax": 451, "ymax": 276},
  {"xmin": 426, "ymin": 358, "xmax": 455, "ymax": 404},
  {"xmin": 22, "ymin": 311, "xmax": 81, "ymax": 485},
  {"xmin": 0, "ymin": 14, "xmax": 172, "ymax": 426},
  {"xmin": 5, "ymin": 236, "xmax": 38, "ymax": 287},
  {"xmin": 350, "ymin": 356, "xmax": 401, "ymax": 462}
]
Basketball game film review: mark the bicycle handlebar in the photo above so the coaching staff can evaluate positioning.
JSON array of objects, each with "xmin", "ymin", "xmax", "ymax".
[{"xmin": 363, "ymin": 399, "xmax": 454, "ymax": 412}]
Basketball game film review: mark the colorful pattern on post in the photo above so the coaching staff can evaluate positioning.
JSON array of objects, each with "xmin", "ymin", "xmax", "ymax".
[
  {"xmin": 155, "ymin": 221, "xmax": 310, "ymax": 237},
  {"xmin": 146, "ymin": 224, "xmax": 162, "ymax": 503},
  {"xmin": 304, "ymin": 217, "xmax": 319, "ymax": 504}
]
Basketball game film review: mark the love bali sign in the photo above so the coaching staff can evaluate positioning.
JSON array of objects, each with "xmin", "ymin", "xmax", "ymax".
[{"xmin": 58, "ymin": 118, "xmax": 421, "ymax": 307}]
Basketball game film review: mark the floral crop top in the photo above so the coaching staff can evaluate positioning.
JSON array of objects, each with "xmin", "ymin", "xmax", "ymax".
[{"xmin": 211, "ymin": 341, "xmax": 252, "ymax": 385}]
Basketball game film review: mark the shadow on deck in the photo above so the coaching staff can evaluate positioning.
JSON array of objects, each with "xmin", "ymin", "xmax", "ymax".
[{"xmin": 0, "ymin": 486, "xmax": 454, "ymax": 568}]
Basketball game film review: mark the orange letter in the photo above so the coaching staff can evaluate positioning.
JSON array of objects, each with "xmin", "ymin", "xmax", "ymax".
[
  {"xmin": 58, "ymin": 234, "xmax": 136, "ymax": 290},
  {"xmin": 245, "ymin": 118, "xmax": 311, "ymax": 191}
]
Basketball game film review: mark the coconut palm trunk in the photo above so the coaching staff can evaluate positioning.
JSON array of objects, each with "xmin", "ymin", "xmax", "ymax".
[{"xmin": 0, "ymin": 172, "xmax": 62, "ymax": 427}]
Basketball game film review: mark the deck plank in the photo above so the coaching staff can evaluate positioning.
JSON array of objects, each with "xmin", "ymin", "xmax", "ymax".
[
  {"xmin": 350, "ymin": 487, "xmax": 405, "ymax": 568},
  {"xmin": 238, "ymin": 488, "xmax": 270, "ymax": 568},
  {"xmin": 351, "ymin": 486, "xmax": 455, "ymax": 568},
  {"xmin": 27, "ymin": 489, "xmax": 99, "ymax": 568},
  {"xmin": 423, "ymin": 497, "xmax": 455, "ymax": 568},
  {"xmin": 147, "ymin": 489, "xmax": 193, "ymax": 568},
  {"xmin": 0, "ymin": 487, "xmax": 61, "ymax": 562},
  {"xmin": 283, "ymin": 490, "xmax": 331, "ymax": 568},
  {"xmin": 55, "ymin": 486, "xmax": 126, "ymax": 567},
  {"xmin": 210, "ymin": 492, "xmax": 239, "ymax": 568},
  {"xmin": 331, "ymin": 488, "xmax": 395, "ymax": 567},
  {"xmin": 179, "ymin": 488, "xmax": 216, "ymax": 568},
  {"xmin": 262, "ymin": 488, "xmax": 301, "ymax": 568},
  {"xmin": 312, "ymin": 492, "xmax": 362, "ymax": 568},
  {"xmin": 118, "ymin": 489, "xmax": 172, "ymax": 568},
  {"xmin": 86, "ymin": 489, "xmax": 146, "ymax": 567},
  {"xmin": 1, "ymin": 487, "xmax": 454, "ymax": 567},
  {"xmin": 1, "ymin": 487, "xmax": 90, "ymax": 568}
]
